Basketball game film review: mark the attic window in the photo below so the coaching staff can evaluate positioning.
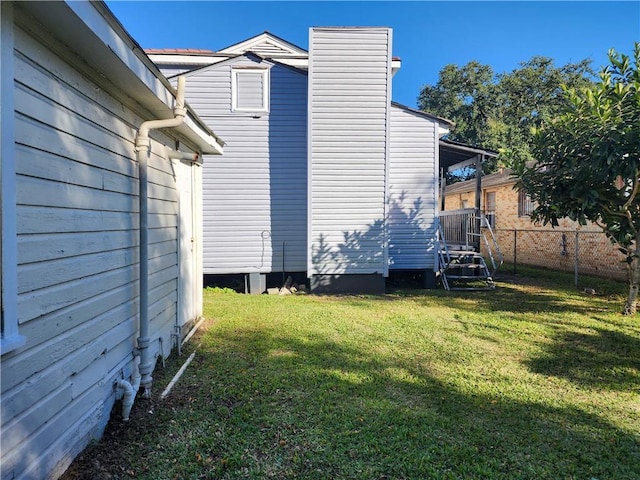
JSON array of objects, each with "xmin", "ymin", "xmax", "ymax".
[{"xmin": 232, "ymin": 67, "xmax": 269, "ymax": 113}]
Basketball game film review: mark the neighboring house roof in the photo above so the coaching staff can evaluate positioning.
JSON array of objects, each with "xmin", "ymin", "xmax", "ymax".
[{"xmin": 445, "ymin": 168, "xmax": 516, "ymax": 195}]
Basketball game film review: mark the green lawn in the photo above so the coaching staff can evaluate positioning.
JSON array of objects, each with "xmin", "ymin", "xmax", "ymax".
[{"xmin": 67, "ymin": 273, "xmax": 640, "ymax": 479}]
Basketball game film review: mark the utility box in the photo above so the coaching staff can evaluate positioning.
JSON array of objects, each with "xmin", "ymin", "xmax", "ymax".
[{"xmin": 247, "ymin": 273, "xmax": 266, "ymax": 295}]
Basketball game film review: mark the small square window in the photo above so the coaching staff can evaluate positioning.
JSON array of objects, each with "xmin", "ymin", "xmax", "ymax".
[{"xmin": 232, "ymin": 68, "xmax": 269, "ymax": 113}]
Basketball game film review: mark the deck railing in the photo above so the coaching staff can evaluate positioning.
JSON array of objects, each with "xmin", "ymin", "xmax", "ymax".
[{"xmin": 439, "ymin": 208, "xmax": 481, "ymax": 251}]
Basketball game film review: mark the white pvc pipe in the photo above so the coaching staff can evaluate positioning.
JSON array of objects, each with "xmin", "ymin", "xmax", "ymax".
[
  {"xmin": 168, "ymin": 150, "xmax": 200, "ymax": 163},
  {"xmin": 116, "ymin": 357, "xmax": 141, "ymax": 421},
  {"xmin": 160, "ymin": 352, "xmax": 196, "ymax": 400},
  {"xmin": 181, "ymin": 317, "xmax": 205, "ymax": 347},
  {"xmin": 134, "ymin": 76, "xmax": 187, "ymax": 400}
]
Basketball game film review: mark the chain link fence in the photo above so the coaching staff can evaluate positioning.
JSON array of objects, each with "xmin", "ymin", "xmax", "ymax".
[{"xmin": 490, "ymin": 229, "xmax": 628, "ymax": 285}]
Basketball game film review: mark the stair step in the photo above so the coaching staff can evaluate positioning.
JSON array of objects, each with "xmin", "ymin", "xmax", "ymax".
[
  {"xmin": 446, "ymin": 263, "xmax": 485, "ymax": 269},
  {"xmin": 443, "ymin": 250, "xmax": 483, "ymax": 256},
  {"xmin": 448, "ymin": 286, "xmax": 495, "ymax": 291},
  {"xmin": 437, "ymin": 213, "xmax": 502, "ymax": 291},
  {"xmin": 446, "ymin": 275, "xmax": 491, "ymax": 280}
]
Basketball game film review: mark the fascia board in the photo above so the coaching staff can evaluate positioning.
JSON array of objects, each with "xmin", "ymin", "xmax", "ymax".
[{"xmin": 19, "ymin": 1, "xmax": 222, "ymax": 153}]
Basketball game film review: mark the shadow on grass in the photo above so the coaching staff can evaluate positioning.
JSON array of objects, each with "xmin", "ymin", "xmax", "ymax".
[
  {"xmin": 527, "ymin": 326, "xmax": 640, "ymax": 391},
  {"xmin": 188, "ymin": 326, "xmax": 640, "ymax": 479},
  {"xmin": 391, "ymin": 279, "xmax": 622, "ymax": 317}
]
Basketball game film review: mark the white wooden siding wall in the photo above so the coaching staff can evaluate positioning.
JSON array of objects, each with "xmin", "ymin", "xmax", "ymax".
[
  {"xmin": 308, "ymin": 28, "xmax": 391, "ymax": 275},
  {"xmin": 182, "ymin": 56, "xmax": 308, "ymax": 274},
  {"xmin": 0, "ymin": 24, "xmax": 182, "ymax": 479},
  {"xmin": 388, "ymin": 105, "xmax": 438, "ymax": 270}
]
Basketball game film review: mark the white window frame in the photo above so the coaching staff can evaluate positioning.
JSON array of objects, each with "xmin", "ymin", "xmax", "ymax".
[
  {"xmin": 231, "ymin": 67, "xmax": 269, "ymax": 113},
  {"xmin": 1, "ymin": 3, "xmax": 25, "ymax": 355}
]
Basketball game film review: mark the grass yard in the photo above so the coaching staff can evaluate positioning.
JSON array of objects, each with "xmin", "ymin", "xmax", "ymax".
[{"xmin": 64, "ymin": 273, "xmax": 640, "ymax": 479}]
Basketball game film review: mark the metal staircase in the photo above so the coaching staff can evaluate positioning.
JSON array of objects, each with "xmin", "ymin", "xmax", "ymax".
[{"xmin": 437, "ymin": 210, "xmax": 503, "ymax": 291}]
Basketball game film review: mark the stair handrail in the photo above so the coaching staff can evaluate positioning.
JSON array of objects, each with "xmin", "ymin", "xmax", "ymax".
[
  {"xmin": 436, "ymin": 218, "xmax": 451, "ymax": 266},
  {"xmin": 478, "ymin": 214, "xmax": 504, "ymax": 276}
]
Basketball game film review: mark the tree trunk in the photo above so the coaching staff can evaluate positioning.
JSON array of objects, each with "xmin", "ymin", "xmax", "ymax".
[{"xmin": 623, "ymin": 237, "xmax": 640, "ymax": 315}]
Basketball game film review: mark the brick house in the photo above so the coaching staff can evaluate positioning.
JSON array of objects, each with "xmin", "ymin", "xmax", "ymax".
[{"xmin": 443, "ymin": 168, "xmax": 628, "ymax": 280}]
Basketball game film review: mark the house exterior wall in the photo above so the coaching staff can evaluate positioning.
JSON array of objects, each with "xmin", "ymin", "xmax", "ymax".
[
  {"xmin": 1, "ymin": 9, "xmax": 204, "ymax": 479},
  {"xmin": 152, "ymin": 29, "xmax": 444, "ymax": 291},
  {"xmin": 308, "ymin": 27, "xmax": 392, "ymax": 292},
  {"xmin": 388, "ymin": 105, "xmax": 439, "ymax": 272},
  {"xmin": 444, "ymin": 174, "xmax": 626, "ymax": 280},
  {"xmin": 175, "ymin": 56, "xmax": 308, "ymax": 275}
]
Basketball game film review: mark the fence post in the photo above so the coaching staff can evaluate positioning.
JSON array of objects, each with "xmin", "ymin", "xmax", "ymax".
[
  {"xmin": 513, "ymin": 229, "xmax": 517, "ymax": 274},
  {"xmin": 574, "ymin": 231, "xmax": 579, "ymax": 288}
]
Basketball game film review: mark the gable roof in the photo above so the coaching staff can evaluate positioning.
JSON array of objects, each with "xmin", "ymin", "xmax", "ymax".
[
  {"xmin": 147, "ymin": 29, "xmax": 401, "ymax": 75},
  {"xmin": 219, "ymin": 31, "xmax": 308, "ymax": 57},
  {"xmin": 167, "ymin": 52, "xmax": 308, "ymax": 80}
]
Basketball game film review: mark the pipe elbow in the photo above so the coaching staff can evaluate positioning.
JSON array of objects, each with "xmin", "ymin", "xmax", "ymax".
[{"xmin": 116, "ymin": 378, "xmax": 138, "ymax": 421}]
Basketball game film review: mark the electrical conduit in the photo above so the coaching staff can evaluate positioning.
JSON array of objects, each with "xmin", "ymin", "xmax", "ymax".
[{"xmin": 134, "ymin": 76, "xmax": 188, "ymax": 399}]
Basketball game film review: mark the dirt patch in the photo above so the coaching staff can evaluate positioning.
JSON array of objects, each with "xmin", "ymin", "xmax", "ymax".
[{"xmin": 60, "ymin": 329, "xmax": 207, "ymax": 480}]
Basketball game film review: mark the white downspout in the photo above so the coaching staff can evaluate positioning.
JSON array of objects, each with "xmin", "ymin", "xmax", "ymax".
[{"xmin": 134, "ymin": 76, "xmax": 188, "ymax": 399}]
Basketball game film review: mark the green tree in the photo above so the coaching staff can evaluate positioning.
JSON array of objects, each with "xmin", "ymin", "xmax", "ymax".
[
  {"xmin": 418, "ymin": 57, "xmax": 594, "ymax": 177},
  {"xmin": 515, "ymin": 43, "xmax": 640, "ymax": 314},
  {"xmin": 418, "ymin": 62, "xmax": 500, "ymax": 176}
]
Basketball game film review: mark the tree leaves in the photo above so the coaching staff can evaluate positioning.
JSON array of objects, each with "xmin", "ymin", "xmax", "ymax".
[
  {"xmin": 516, "ymin": 43, "xmax": 640, "ymax": 313},
  {"xmin": 418, "ymin": 57, "xmax": 594, "ymax": 175}
]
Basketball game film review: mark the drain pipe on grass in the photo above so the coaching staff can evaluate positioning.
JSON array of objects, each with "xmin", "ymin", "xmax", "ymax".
[{"xmin": 135, "ymin": 76, "xmax": 188, "ymax": 399}]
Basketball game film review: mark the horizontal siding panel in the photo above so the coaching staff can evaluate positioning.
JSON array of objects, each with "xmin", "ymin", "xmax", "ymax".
[
  {"xmin": 15, "ymin": 116, "xmax": 137, "ymax": 179},
  {"xmin": 15, "ymin": 144, "xmax": 137, "ymax": 196},
  {"xmin": 14, "ymin": 27, "xmax": 141, "ymax": 133},
  {"xmin": 2, "ymin": 302, "xmax": 137, "ymax": 393},
  {"xmin": 310, "ymin": 76, "xmax": 388, "ymax": 85},
  {"xmin": 388, "ymin": 105, "xmax": 438, "ymax": 270},
  {"xmin": 18, "ymin": 248, "xmax": 137, "ymax": 294},
  {"xmin": 18, "ymin": 230, "xmax": 137, "ymax": 264},
  {"xmin": 14, "ymin": 87, "xmax": 133, "ymax": 161},
  {"xmin": 16, "ymin": 282, "xmax": 138, "ymax": 354},
  {"xmin": 309, "ymin": 27, "xmax": 391, "ymax": 276},
  {"xmin": 193, "ymin": 61, "xmax": 307, "ymax": 274},
  {"xmin": 17, "ymin": 265, "xmax": 138, "ymax": 324},
  {"xmin": 17, "ymin": 175, "xmax": 137, "ymax": 212}
]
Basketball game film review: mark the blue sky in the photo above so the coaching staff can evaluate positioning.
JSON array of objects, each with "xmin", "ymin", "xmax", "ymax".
[{"xmin": 106, "ymin": 1, "xmax": 640, "ymax": 107}]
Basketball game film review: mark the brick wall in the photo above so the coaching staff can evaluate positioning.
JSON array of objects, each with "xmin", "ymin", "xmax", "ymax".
[{"xmin": 444, "ymin": 178, "xmax": 628, "ymax": 281}]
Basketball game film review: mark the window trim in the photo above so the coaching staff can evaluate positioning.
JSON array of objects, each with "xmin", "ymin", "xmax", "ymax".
[
  {"xmin": 1, "ymin": 3, "xmax": 25, "ymax": 355},
  {"xmin": 231, "ymin": 67, "xmax": 269, "ymax": 113}
]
